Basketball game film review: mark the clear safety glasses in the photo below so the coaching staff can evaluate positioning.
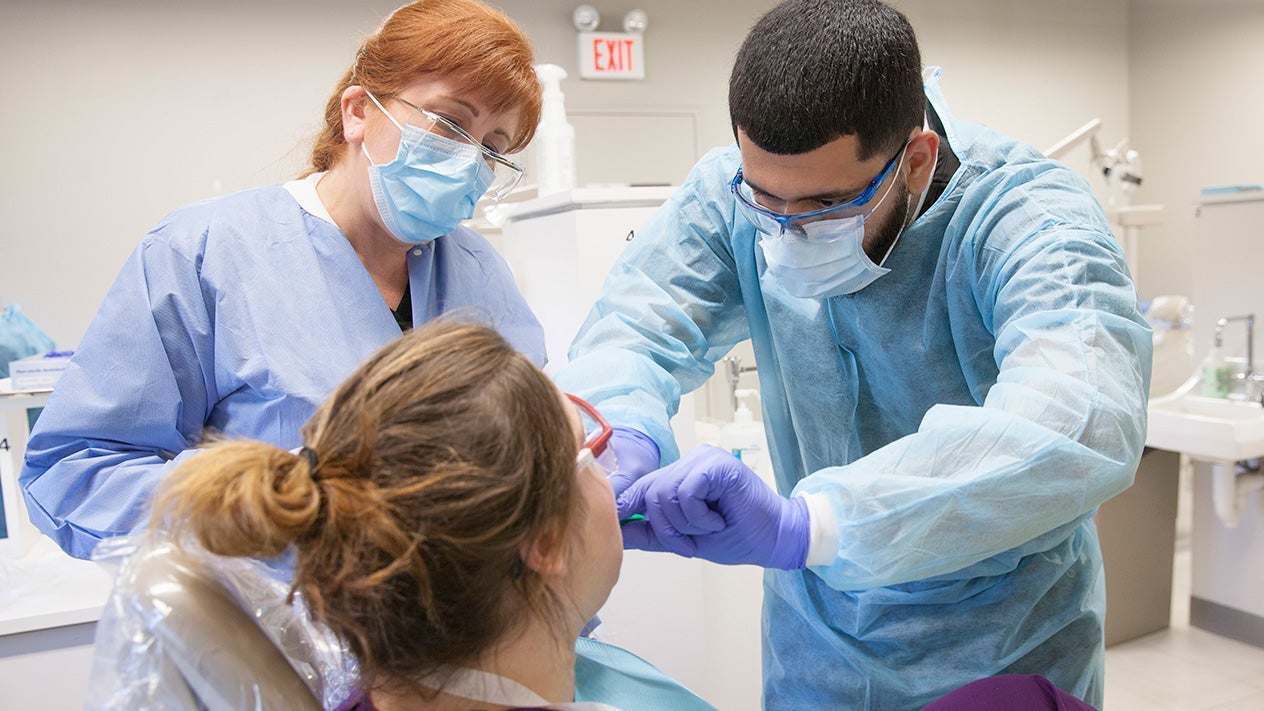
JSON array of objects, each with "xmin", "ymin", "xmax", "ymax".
[
  {"xmin": 567, "ymin": 393, "xmax": 618, "ymax": 475},
  {"xmin": 730, "ymin": 140, "xmax": 909, "ymax": 235},
  {"xmin": 393, "ymin": 96, "xmax": 526, "ymax": 201}
]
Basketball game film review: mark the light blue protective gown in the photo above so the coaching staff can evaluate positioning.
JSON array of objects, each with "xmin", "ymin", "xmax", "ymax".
[
  {"xmin": 21, "ymin": 180, "xmax": 544, "ymax": 560},
  {"xmin": 554, "ymin": 71, "xmax": 1151, "ymax": 709}
]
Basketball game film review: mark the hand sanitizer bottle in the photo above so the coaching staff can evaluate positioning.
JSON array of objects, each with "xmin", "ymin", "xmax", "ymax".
[
  {"xmin": 532, "ymin": 64, "xmax": 576, "ymax": 196},
  {"xmin": 722, "ymin": 389, "xmax": 774, "ymax": 486},
  {"xmin": 1202, "ymin": 339, "xmax": 1231, "ymax": 398}
]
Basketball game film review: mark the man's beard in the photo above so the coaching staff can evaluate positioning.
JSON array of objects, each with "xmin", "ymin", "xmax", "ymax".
[{"xmin": 863, "ymin": 182, "xmax": 910, "ymax": 266}]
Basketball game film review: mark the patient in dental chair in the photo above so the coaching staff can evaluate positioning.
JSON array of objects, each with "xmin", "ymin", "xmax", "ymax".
[{"xmin": 117, "ymin": 319, "xmax": 712, "ymax": 711}]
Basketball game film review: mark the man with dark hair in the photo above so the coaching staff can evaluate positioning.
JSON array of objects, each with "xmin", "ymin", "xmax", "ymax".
[{"xmin": 556, "ymin": 0, "xmax": 1150, "ymax": 708}]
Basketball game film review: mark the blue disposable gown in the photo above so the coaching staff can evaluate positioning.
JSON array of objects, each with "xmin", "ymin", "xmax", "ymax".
[
  {"xmin": 21, "ymin": 182, "xmax": 544, "ymax": 560},
  {"xmin": 555, "ymin": 71, "xmax": 1151, "ymax": 709}
]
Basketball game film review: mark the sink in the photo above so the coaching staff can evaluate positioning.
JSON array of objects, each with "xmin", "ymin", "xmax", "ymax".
[
  {"xmin": 1147, "ymin": 388, "xmax": 1264, "ymax": 527},
  {"xmin": 1147, "ymin": 393, "xmax": 1264, "ymax": 461}
]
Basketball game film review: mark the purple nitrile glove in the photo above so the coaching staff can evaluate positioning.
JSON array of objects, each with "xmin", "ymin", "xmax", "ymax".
[
  {"xmin": 617, "ymin": 444, "xmax": 810, "ymax": 570},
  {"xmin": 608, "ymin": 426, "xmax": 661, "ymax": 512}
]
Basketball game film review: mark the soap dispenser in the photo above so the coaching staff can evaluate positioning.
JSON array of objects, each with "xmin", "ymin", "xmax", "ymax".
[
  {"xmin": 1202, "ymin": 331, "xmax": 1231, "ymax": 398},
  {"xmin": 532, "ymin": 64, "xmax": 576, "ymax": 196},
  {"xmin": 722, "ymin": 389, "xmax": 774, "ymax": 486}
]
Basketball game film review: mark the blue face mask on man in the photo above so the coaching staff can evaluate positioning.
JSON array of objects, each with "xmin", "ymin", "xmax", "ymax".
[
  {"xmin": 761, "ymin": 147, "xmax": 912, "ymax": 300},
  {"xmin": 759, "ymin": 173, "xmax": 906, "ymax": 300},
  {"xmin": 363, "ymin": 91, "xmax": 494, "ymax": 244},
  {"xmin": 734, "ymin": 138, "xmax": 935, "ymax": 300}
]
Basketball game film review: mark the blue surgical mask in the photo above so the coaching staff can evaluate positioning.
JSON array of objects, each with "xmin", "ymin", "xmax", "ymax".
[
  {"xmin": 759, "ymin": 146, "xmax": 934, "ymax": 300},
  {"xmin": 363, "ymin": 91, "xmax": 494, "ymax": 244},
  {"xmin": 761, "ymin": 214, "xmax": 891, "ymax": 299},
  {"xmin": 760, "ymin": 168, "xmax": 903, "ymax": 299}
]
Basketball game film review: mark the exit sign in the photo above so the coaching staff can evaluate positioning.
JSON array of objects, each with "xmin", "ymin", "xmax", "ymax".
[{"xmin": 578, "ymin": 32, "xmax": 645, "ymax": 80}]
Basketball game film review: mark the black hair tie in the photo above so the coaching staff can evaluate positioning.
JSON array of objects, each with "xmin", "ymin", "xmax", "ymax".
[{"xmin": 299, "ymin": 446, "xmax": 320, "ymax": 474}]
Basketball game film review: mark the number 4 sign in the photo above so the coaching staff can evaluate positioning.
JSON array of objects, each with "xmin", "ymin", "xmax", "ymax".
[{"xmin": 1, "ymin": 394, "xmax": 49, "ymax": 556}]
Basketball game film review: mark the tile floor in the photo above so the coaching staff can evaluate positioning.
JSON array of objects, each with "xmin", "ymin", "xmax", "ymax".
[{"xmin": 1102, "ymin": 470, "xmax": 1264, "ymax": 710}]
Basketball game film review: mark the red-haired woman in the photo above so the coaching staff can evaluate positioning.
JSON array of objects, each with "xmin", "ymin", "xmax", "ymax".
[{"xmin": 22, "ymin": 0, "xmax": 546, "ymax": 560}]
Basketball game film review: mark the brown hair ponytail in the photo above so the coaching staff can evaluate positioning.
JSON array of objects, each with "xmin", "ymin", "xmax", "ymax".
[{"xmin": 154, "ymin": 441, "xmax": 322, "ymax": 559}]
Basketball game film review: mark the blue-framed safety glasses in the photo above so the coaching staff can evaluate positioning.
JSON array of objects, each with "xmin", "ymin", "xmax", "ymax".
[{"xmin": 730, "ymin": 140, "xmax": 909, "ymax": 234}]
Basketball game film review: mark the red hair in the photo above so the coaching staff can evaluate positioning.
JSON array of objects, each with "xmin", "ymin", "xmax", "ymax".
[{"xmin": 306, "ymin": 0, "xmax": 541, "ymax": 174}]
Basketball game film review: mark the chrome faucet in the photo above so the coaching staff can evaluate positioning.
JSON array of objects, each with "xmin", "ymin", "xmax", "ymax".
[
  {"xmin": 1216, "ymin": 314, "xmax": 1264, "ymax": 402},
  {"xmin": 724, "ymin": 355, "xmax": 758, "ymax": 413}
]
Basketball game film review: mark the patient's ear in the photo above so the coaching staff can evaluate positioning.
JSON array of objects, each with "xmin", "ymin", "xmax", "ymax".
[{"xmin": 521, "ymin": 528, "xmax": 568, "ymax": 578}]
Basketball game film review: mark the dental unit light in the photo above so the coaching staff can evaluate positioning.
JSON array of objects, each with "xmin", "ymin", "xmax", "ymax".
[
  {"xmin": 1046, "ymin": 118, "xmax": 1161, "ymax": 284},
  {"xmin": 1045, "ymin": 118, "xmax": 1146, "ymax": 206}
]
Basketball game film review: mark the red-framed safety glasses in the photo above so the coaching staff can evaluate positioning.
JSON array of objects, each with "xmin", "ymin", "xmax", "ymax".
[{"xmin": 567, "ymin": 393, "xmax": 617, "ymax": 474}]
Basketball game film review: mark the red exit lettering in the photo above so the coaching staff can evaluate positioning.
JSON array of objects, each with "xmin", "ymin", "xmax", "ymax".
[{"xmin": 592, "ymin": 38, "xmax": 635, "ymax": 72}]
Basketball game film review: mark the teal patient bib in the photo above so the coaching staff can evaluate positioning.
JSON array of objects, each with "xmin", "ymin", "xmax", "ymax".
[{"xmin": 573, "ymin": 637, "xmax": 717, "ymax": 710}]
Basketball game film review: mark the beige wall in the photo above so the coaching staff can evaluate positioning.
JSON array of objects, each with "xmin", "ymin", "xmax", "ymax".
[
  {"xmin": 0, "ymin": 0, "xmax": 403, "ymax": 347},
  {"xmin": 0, "ymin": 0, "xmax": 773, "ymax": 347},
  {"xmin": 901, "ymin": 0, "xmax": 1130, "ymax": 182},
  {"xmin": 1129, "ymin": 0, "xmax": 1264, "ymax": 301},
  {"xmin": 1, "ymin": 0, "xmax": 1138, "ymax": 349}
]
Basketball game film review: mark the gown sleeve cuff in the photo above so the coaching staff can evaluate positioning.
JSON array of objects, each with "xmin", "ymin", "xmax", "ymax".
[{"xmin": 800, "ymin": 492, "xmax": 840, "ymax": 568}]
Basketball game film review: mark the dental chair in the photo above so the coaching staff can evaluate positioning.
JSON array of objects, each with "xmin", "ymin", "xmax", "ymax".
[{"xmin": 87, "ymin": 535, "xmax": 355, "ymax": 711}]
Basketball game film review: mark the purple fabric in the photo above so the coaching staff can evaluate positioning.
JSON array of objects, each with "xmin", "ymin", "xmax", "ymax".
[
  {"xmin": 332, "ymin": 690, "xmax": 560, "ymax": 711},
  {"xmin": 332, "ymin": 691, "xmax": 376, "ymax": 711},
  {"xmin": 922, "ymin": 675, "xmax": 1097, "ymax": 710}
]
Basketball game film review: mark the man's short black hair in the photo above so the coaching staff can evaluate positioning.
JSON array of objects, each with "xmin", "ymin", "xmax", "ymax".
[{"xmin": 729, "ymin": 0, "xmax": 925, "ymax": 160}]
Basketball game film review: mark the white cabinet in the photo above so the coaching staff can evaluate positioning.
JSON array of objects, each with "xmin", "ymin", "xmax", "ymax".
[
  {"xmin": 500, "ymin": 187, "xmax": 673, "ymax": 373},
  {"xmin": 1186, "ymin": 191, "xmax": 1264, "ymax": 649},
  {"xmin": 1190, "ymin": 192, "xmax": 1264, "ymax": 364},
  {"xmin": 0, "ymin": 383, "xmax": 113, "ymax": 709},
  {"xmin": 0, "ymin": 383, "xmax": 49, "ymax": 557}
]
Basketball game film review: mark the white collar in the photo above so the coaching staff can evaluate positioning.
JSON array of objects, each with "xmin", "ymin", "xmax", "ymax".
[
  {"xmin": 282, "ymin": 171, "xmax": 336, "ymax": 225},
  {"xmin": 419, "ymin": 666, "xmax": 550, "ymax": 707},
  {"xmin": 415, "ymin": 666, "xmax": 621, "ymax": 710}
]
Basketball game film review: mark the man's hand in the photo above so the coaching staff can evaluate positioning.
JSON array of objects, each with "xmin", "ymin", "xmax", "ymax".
[{"xmin": 617, "ymin": 445, "xmax": 809, "ymax": 569}]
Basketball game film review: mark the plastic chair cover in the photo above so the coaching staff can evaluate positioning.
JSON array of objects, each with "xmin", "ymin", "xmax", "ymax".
[{"xmin": 87, "ymin": 533, "xmax": 358, "ymax": 710}]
